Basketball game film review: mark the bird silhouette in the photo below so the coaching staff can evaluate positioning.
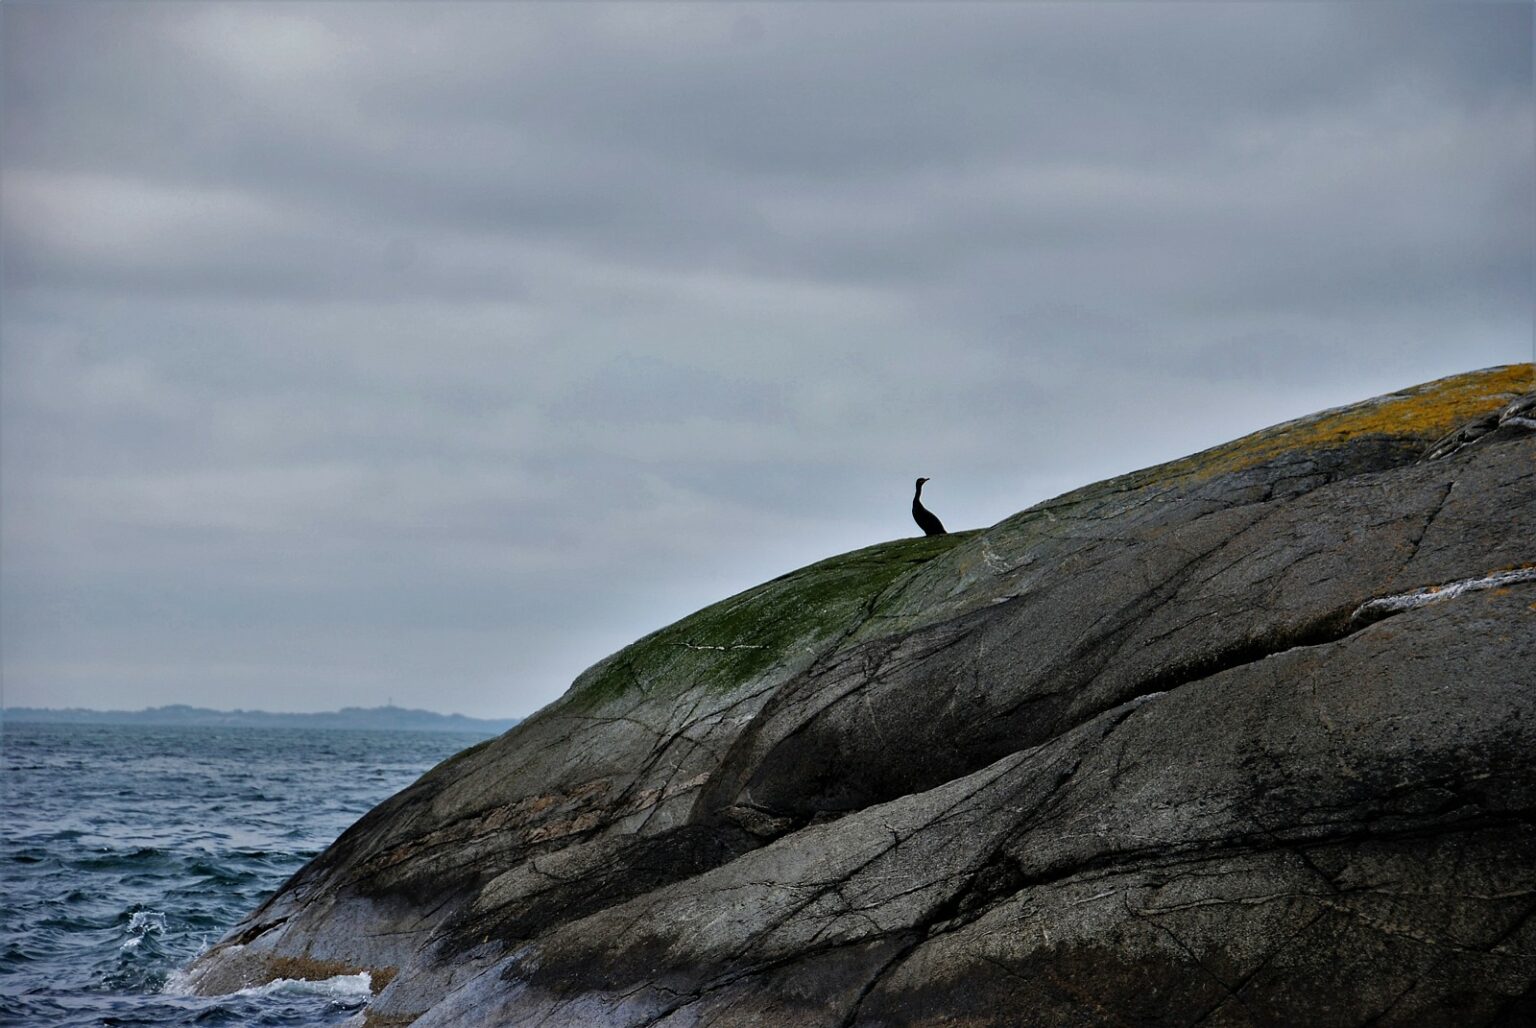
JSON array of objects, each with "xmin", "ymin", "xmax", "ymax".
[{"xmin": 912, "ymin": 477, "xmax": 946, "ymax": 536}]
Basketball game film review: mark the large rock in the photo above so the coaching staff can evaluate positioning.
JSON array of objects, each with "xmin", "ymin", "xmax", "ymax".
[{"xmin": 183, "ymin": 365, "xmax": 1536, "ymax": 1026}]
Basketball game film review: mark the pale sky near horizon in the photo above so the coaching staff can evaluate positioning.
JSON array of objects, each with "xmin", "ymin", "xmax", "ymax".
[{"xmin": 2, "ymin": 3, "xmax": 1532, "ymax": 719}]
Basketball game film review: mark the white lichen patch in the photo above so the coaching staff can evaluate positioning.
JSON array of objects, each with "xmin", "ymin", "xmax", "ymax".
[{"xmin": 1350, "ymin": 567, "xmax": 1536, "ymax": 627}]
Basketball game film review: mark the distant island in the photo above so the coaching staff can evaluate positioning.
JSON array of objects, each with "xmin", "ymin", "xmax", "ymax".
[{"xmin": 1, "ymin": 704, "xmax": 521, "ymax": 735}]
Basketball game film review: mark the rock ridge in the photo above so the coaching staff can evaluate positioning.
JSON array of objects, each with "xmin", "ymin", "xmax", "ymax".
[{"xmin": 183, "ymin": 364, "xmax": 1535, "ymax": 1026}]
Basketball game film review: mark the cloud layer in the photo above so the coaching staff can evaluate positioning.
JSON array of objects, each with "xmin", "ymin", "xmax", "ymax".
[{"xmin": 3, "ymin": 3, "xmax": 1531, "ymax": 716}]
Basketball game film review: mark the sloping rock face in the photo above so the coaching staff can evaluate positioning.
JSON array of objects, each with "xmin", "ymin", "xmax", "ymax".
[{"xmin": 184, "ymin": 365, "xmax": 1536, "ymax": 1026}]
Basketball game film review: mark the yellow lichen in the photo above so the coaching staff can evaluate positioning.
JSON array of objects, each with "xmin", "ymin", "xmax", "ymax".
[{"xmin": 1167, "ymin": 363, "xmax": 1532, "ymax": 484}]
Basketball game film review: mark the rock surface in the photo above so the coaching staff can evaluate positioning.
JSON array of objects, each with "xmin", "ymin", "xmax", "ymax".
[{"xmin": 184, "ymin": 365, "xmax": 1536, "ymax": 1026}]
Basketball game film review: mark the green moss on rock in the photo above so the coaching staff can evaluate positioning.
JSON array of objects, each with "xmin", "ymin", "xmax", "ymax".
[{"xmin": 563, "ymin": 532, "xmax": 974, "ymax": 710}]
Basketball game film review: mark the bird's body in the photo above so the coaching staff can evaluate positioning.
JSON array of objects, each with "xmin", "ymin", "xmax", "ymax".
[{"xmin": 912, "ymin": 477, "xmax": 946, "ymax": 536}]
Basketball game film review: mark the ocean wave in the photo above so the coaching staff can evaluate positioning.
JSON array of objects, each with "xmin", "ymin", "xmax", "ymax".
[
  {"xmin": 74, "ymin": 846, "xmax": 172, "ymax": 871},
  {"xmin": 3, "ymin": 722, "xmax": 483, "ymax": 1026}
]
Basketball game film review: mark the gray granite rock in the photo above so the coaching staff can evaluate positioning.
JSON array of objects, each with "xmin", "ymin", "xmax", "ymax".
[{"xmin": 184, "ymin": 365, "xmax": 1536, "ymax": 1026}]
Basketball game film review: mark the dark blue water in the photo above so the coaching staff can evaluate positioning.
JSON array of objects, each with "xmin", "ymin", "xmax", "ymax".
[{"xmin": 0, "ymin": 722, "xmax": 495, "ymax": 1027}]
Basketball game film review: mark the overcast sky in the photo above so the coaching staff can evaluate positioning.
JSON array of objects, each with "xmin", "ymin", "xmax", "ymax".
[{"xmin": 2, "ymin": 3, "xmax": 1531, "ymax": 719}]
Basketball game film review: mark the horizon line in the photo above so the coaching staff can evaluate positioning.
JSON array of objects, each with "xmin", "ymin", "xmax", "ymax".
[{"xmin": 2, "ymin": 701, "xmax": 524, "ymax": 721}]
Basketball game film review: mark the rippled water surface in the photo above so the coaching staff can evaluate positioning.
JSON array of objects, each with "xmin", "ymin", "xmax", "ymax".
[{"xmin": 1, "ymin": 722, "xmax": 494, "ymax": 1027}]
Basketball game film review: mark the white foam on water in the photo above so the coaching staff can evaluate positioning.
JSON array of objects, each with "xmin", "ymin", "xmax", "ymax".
[
  {"xmin": 127, "ymin": 910, "xmax": 167, "ymax": 935},
  {"xmin": 121, "ymin": 910, "xmax": 167, "ymax": 950},
  {"xmin": 160, "ymin": 959, "xmax": 373, "ymax": 1004},
  {"xmin": 238, "ymin": 971, "xmax": 374, "ymax": 1001}
]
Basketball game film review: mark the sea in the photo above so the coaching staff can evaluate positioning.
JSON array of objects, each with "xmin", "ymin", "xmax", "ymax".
[{"xmin": 1, "ymin": 721, "xmax": 497, "ymax": 1027}]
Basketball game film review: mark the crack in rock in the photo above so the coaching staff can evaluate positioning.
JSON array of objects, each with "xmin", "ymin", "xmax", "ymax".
[{"xmin": 1349, "ymin": 566, "xmax": 1536, "ymax": 629}]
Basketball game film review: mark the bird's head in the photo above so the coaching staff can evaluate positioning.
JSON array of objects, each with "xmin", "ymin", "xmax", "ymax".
[{"xmin": 916, "ymin": 477, "xmax": 930, "ymax": 487}]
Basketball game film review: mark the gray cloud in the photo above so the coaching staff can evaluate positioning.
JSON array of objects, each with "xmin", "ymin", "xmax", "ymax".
[{"xmin": 2, "ymin": 2, "xmax": 1530, "ymax": 717}]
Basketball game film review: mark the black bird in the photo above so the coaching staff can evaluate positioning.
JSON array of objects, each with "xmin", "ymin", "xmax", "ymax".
[{"xmin": 912, "ymin": 477, "xmax": 947, "ymax": 536}]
